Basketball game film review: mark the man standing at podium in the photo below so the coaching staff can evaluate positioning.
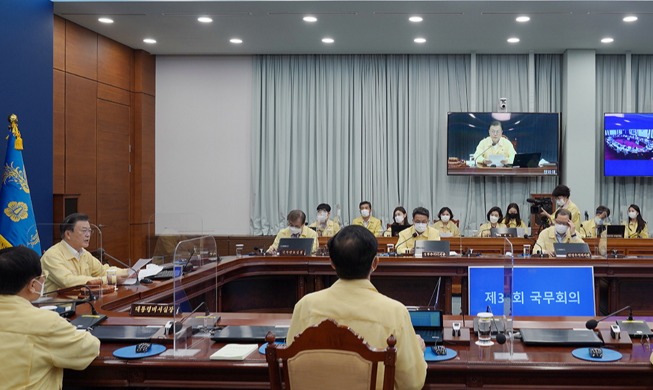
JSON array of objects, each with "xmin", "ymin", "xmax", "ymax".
[
  {"xmin": 41, "ymin": 213, "xmax": 128, "ymax": 291},
  {"xmin": 287, "ymin": 225, "xmax": 427, "ymax": 389}
]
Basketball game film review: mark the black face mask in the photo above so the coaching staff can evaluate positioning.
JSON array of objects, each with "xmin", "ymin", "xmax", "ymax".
[{"xmin": 509, "ymin": 213, "xmax": 518, "ymax": 218}]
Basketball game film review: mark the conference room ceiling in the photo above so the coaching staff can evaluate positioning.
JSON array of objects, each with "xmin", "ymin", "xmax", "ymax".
[{"xmin": 53, "ymin": 1, "xmax": 653, "ymax": 55}]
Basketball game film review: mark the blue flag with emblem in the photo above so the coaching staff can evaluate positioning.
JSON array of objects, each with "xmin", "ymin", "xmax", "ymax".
[{"xmin": 0, "ymin": 114, "xmax": 41, "ymax": 253}]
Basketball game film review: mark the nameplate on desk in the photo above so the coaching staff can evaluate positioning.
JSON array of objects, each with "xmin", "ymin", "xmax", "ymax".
[
  {"xmin": 279, "ymin": 249, "xmax": 306, "ymax": 256},
  {"xmin": 130, "ymin": 303, "xmax": 176, "ymax": 317},
  {"xmin": 566, "ymin": 252, "xmax": 591, "ymax": 259},
  {"xmin": 422, "ymin": 251, "xmax": 448, "ymax": 258}
]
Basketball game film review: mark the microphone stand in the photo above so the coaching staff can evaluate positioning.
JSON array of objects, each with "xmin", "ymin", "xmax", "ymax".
[{"xmin": 95, "ymin": 248, "xmax": 151, "ymax": 284}]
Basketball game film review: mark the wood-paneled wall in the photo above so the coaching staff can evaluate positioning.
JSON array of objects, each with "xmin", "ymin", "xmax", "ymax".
[{"xmin": 53, "ymin": 16, "xmax": 155, "ymax": 264}]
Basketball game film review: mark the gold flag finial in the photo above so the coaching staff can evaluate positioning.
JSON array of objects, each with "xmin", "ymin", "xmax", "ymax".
[{"xmin": 7, "ymin": 114, "xmax": 23, "ymax": 150}]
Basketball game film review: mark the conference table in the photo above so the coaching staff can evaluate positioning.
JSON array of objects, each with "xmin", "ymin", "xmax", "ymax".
[{"xmin": 63, "ymin": 251, "xmax": 653, "ymax": 389}]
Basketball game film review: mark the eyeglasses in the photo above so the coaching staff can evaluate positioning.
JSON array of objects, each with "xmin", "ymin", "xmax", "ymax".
[{"xmin": 78, "ymin": 228, "xmax": 94, "ymax": 235}]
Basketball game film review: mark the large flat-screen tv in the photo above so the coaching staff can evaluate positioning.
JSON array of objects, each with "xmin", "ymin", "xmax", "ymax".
[
  {"xmin": 447, "ymin": 112, "xmax": 560, "ymax": 176},
  {"xmin": 604, "ymin": 113, "xmax": 653, "ymax": 177}
]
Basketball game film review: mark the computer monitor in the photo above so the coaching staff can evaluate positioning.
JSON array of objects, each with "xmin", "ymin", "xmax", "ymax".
[{"xmin": 414, "ymin": 240, "xmax": 450, "ymax": 256}]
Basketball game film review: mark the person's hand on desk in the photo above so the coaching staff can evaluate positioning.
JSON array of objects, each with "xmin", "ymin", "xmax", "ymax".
[
  {"xmin": 416, "ymin": 335, "xmax": 426, "ymax": 352},
  {"xmin": 266, "ymin": 247, "xmax": 277, "ymax": 255}
]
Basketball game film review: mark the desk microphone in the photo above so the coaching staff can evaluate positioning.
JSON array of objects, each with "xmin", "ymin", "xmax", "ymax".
[
  {"xmin": 94, "ymin": 248, "xmax": 152, "ymax": 285},
  {"xmin": 394, "ymin": 232, "xmax": 418, "ymax": 255},
  {"xmin": 585, "ymin": 305, "xmax": 632, "ymax": 330},
  {"xmin": 36, "ymin": 285, "xmax": 99, "ymax": 315},
  {"xmin": 473, "ymin": 141, "xmax": 498, "ymax": 164},
  {"xmin": 166, "ymin": 301, "xmax": 211, "ymax": 334},
  {"xmin": 486, "ymin": 306, "xmax": 506, "ymax": 344}
]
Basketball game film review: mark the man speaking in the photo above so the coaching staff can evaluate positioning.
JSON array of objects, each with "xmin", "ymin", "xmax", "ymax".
[{"xmin": 474, "ymin": 121, "xmax": 516, "ymax": 166}]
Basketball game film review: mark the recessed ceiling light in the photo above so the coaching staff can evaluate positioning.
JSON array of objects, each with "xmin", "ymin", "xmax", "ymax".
[
  {"xmin": 322, "ymin": 37, "xmax": 334, "ymax": 44},
  {"xmin": 230, "ymin": 38, "xmax": 243, "ymax": 44},
  {"xmin": 98, "ymin": 17, "xmax": 114, "ymax": 24},
  {"xmin": 303, "ymin": 15, "xmax": 318, "ymax": 23},
  {"xmin": 507, "ymin": 37, "xmax": 520, "ymax": 43},
  {"xmin": 601, "ymin": 37, "xmax": 614, "ymax": 44},
  {"xmin": 623, "ymin": 15, "xmax": 638, "ymax": 23},
  {"xmin": 143, "ymin": 38, "xmax": 156, "ymax": 44},
  {"xmin": 414, "ymin": 37, "xmax": 426, "ymax": 44},
  {"xmin": 197, "ymin": 16, "xmax": 213, "ymax": 23},
  {"xmin": 516, "ymin": 16, "xmax": 530, "ymax": 23},
  {"xmin": 409, "ymin": 16, "xmax": 423, "ymax": 23}
]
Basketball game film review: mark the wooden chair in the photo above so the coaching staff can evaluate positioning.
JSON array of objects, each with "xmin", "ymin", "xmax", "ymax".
[{"xmin": 265, "ymin": 319, "xmax": 397, "ymax": 390}]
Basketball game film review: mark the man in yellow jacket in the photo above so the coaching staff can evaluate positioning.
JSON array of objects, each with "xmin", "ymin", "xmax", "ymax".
[
  {"xmin": 351, "ymin": 201, "xmax": 383, "ymax": 237},
  {"xmin": 396, "ymin": 207, "xmax": 441, "ymax": 254}
]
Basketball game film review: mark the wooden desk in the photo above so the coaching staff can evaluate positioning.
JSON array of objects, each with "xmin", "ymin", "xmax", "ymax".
[{"xmin": 448, "ymin": 164, "xmax": 559, "ymax": 176}]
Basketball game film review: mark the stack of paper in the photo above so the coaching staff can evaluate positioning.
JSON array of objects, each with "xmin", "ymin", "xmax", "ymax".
[{"xmin": 209, "ymin": 344, "xmax": 258, "ymax": 360}]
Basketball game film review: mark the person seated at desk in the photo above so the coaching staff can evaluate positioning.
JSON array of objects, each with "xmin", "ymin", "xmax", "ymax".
[
  {"xmin": 267, "ymin": 210, "xmax": 318, "ymax": 254},
  {"xmin": 540, "ymin": 184, "xmax": 581, "ymax": 227},
  {"xmin": 534, "ymin": 209, "xmax": 584, "ymax": 256},
  {"xmin": 502, "ymin": 203, "xmax": 528, "ymax": 230},
  {"xmin": 624, "ymin": 204, "xmax": 649, "ymax": 238},
  {"xmin": 579, "ymin": 205, "xmax": 610, "ymax": 238},
  {"xmin": 287, "ymin": 225, "xmax": 427, "ymax": 390},
  {"xmin": 383, "ymin": 206, "xmax": 410, "ymax": 237},
  {"xmin": 395, "ymin": 207, "xmax": 441, "ymax": 254},
  {"xmin": 0, "ymin": 246, "xmax": 100, "ymax": 389},
  {"xmin": 478, "ymin": 206, "xmax": 506, "ymax": 237},
  {"xmin": 351, "ymin": 201, "xmax": 383, "ymax": 237},
  {"xmin": 308, "ymin": 203, "xmax": 341, "ymax": 237},
  {"xmin": 41, "ymin": 213, "xmax": 129, "ymax": 292},
  {"xmin": 433, "ymin": 207, "xmax": 460, "ymax": 237},
  {"xmin": 473, "ymin": 121, "xmax": 516, "ymax": 167}
]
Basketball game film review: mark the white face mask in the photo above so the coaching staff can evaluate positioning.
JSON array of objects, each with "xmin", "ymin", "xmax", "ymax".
[
  {"xmin": 628, "ymin": 211, "xmax": 638, "ymax": 220},
  {"xmin": 394, "ymin": 214, "xmax": 405, "ymax": 224},
  {"xmin": 414, "ymin": 222, "xmax": 427, "ymax": 233},
  {"xmin": 316, "ymin": 212, "xmax": 327, "ymax": 223},
  {"xmin": 556, "ymin": 198, "xmax": 566, "ymax": 207},
  {"xmin": 360, "ymin": 209, "xmax": 370, "ymax": 218},
  {"xmin": 33, "ymin": 278, "xmax": 45, "ymax": 297},
  {"xmin": 595, "ymin": 216, "xmax": 603, "ymax": 225},
  {"xmin": 489, "ymin": 215, "xmax": 499, "ymax": 224},
  {"xmin": 440, "ymin": 215, "xmax": 450, "ymax": 223},
  {"xmin": 289, "ymin": 226, "xmax": 302, "ymax": 235},
  {"xmin": 555, "ymin": 223, "xmax": 568, "ymax": 235}
]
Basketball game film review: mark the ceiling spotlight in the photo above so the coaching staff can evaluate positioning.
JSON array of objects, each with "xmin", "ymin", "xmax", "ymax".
[
  {"xmin": 303, "ymin": 16, "xmax": 318, "ymax": 23},
  {"xmin": 515, "ymin": 16, "xmax": 530, "ymax": 23},
  {"xmin": 507, "ymin": 37, "xmax": 520, "ymax": 43},
  {"xmin": 143, "ymin": 38, "xmax": 157, "ymax": 44},
  {"xmin": 601, "ymin": 37, "xmax": 614, "ymax": 44},
  {"xmin": 414, "ymin": 37, "xmax": 426, "ymax": 44},
  {"xmin": 197, "ymin": 16, "xmax": 213, "ymax": 23},
  {"xmin": 322, "ymin": 37, "xmax": 335, "ymax": 44},
  {"xmin": 230, "ymin": 38, "xmax": 243, "ymax": 44},
  {"xmin": 98, "ymin": 17, "xmax": 114, "ymax": 24},
  {"xmin": 623, "ymin": 15, "xmax": 638, "ymax": 23},
  {"xmin": 409, "ymin": 16, "xmax": 423, "ymax": 23}
]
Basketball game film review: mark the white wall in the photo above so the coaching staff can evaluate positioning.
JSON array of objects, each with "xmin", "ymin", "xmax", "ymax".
[{"xmin": 156, "ymin": 56, "xmax": 253, "ymax": 235}]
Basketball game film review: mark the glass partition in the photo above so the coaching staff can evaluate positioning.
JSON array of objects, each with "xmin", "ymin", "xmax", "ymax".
[{"xmin": 147, "ymin": 213, "xmax": 204, "ymax": 262}]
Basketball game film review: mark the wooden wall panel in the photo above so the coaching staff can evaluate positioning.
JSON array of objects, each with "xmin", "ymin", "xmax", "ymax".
[
  {"xmin": 97, "ymin": 99, "xmax": 130, "ymax": 136},
  {"xmin": 98, "ymin": 36, "xmax": 132, "ymax": 91},
  {"xmin": 53, "ymin": 69, "xmax": 65, "ymax": 194},
  {"xmin": 132, "ymin": 93, "xmax": 155, "ymax": 223},
  {"xmin": 53, "ymin": 16, "xmax": 65, "ymax": 71},
  {"xmin": 98, "ymin": 83, "xmax": 130, "ymax": 106},
  {"xmin": 64, "ymin": 73, "xmax": 97, "ymax": 222},
  {"xmin": 134, "ymin": 50, "xmax": 155, "ymax": 96},
  {"xmin": 130, "ymin": 222, "xmax": 149, "ymax": 264},
  {"xmin": 65, "ymin": 22, "xmax": 97, "ymax": 80}
]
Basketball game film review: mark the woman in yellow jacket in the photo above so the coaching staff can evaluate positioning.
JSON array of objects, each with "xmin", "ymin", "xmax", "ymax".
[
  {"xmin": 433, "ymin": 207, "xmax": 460, "ymax": 237},
  {"xmin": 501, "ymin": 203, "xmax": 528, "ymax": 229},
  {"xmin": 478, "ymin": 206, "xmax": 506, "ymax": 237},
  {"xmin": 624, "ymin": 204, "xmax": 649, "ymax": 238}
]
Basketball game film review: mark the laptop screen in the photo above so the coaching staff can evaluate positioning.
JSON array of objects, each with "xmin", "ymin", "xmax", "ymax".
[
  {"xmin": 414, "ymin": 240, "xmax": 450, "ymax": 254},
  {"xmin": 408, "ymin": 310, "xmax": 443, "ymax": 328}
]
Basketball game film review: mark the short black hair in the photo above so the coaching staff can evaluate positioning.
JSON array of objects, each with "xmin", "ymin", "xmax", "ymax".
[
  {"xmin": 554, "ymin": 208, "xmax": 572, "ymax": 219},
  {"xmin": 60, "ymin": 213, "xmax": 89, "ymax": 238},
  {"xmin": 438, "ymin": 207, "xmax": 454, "ymax": 220},
  {"xmin": 359, "ymin": 201, "xmax": 372, "ymax": 209},
  {"xmin": 316, "ymin": 203, "xmax": 331, "ymax": 213},
  {"xmin": 552, "ymin": 185, "xmax": 570, "ymax": 198},
  {"xmin": 489, "ymin": 121, "xmax": 502, "ymax": 130},
  {"xmin": 487, "ymin": 206, "xmax": 503, "ymax": 221},
  {"xmin": 328, "ymin": 225, "xmax": 377, "ymax": 280},
  {"xmin": 595, "ymin": 205, "xmax": 610, "ymax": 217},
  {"xmin": 0, "ymin": 246, "xmax": 41, "ymax": 294},
  {"xmin": 287, "ymin": 210, "xmax": 307, "ymax": 225},
  {"xmin": 412, "ymin": 207, "xmax": 430, "ymax": 219}
]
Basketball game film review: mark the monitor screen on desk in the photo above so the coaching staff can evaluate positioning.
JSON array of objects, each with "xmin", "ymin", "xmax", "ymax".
[
  {"xmin": 468, "ymin": 266, "xmax": 595, "ymax": 316},
  {"xmin": 447, "ymin": 112, "xmax": 560, "ymax": 177}
]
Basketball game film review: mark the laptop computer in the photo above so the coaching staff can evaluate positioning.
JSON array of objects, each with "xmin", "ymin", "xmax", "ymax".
[
  {"xmin": 391, "ymin": 224, "xmax": 411, "ymax": 237},
  {"xmin": 553, "ymin": 243, "xmax": 591, "ymax": 257},
  {"xmin": 414, "ymin": 240, "xmax": 450, "ymax": 257},
  {"xmin": 606, "ymin": 225, "xmax": 626, "ymax": 238},
  {"xmin": 512, "ymin": 152, "xmax": 541, "ymax": 168},
  {"xmin": 278, "ymin": 238, "xmax": 314, "ymax": 255},
  {"xmin": 408, "ymin": 309, "xmax": 443, "ymax": 345},
  {"xmin": 210, "ymin": 325, "xmax": 289, "ymax": 343},
  {"xmin": 90, "ymin": 325, "xmax": 160, "ymax": 343},
  {"xmin": 490, "ymin": 227, "xmax": 518, "ymax": 238},
  {"xmin": 520, "ymin": 328, "xmax": 603, "ymax": 347}
]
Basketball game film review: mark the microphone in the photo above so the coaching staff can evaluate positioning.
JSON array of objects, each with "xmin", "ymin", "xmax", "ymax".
[
  {"xmin": 586, "ymin": 305, "xmax": 632, "ymax": 330},
  {"xmin": 167, "ymin": 301, "xmax": 213, "ymax": 334},
  {"xmin": 79, "ymin": 285, "xmax": 99, "ymax": 315},
  {"xmin": 486, "ymin": 306, "xmax": 506, "ymax": 344},
  {"xmin": 37, "ymin": 285, "xmax": 99, "ymax": 315},
  {"xmin": 584, "ymin": 211, "xmax": 590, "ymax": 221},
  {"xmin": 427, "ymin": 276, "xmax": 442, "ymax": 309},
  {"xmin": 94, "ymin": 248, "xmax": 152, "ymax": 285},
  {"xmin": 473, "ymin": 141, "xmax": 498, "ymax": 164},
  {"xmin": 394, "ymin": 232, "xmax": 418, "ymax": 255}
]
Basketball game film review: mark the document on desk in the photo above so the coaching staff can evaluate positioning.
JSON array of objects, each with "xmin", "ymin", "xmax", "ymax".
[
  {"xmin": 486, "ymin": 154, "xmax": 505, "ymax": 167},
  {"xmin": 210, "ymin": 344, "xmax": 258, "ymax": 360},
  {"xmin": 123, "ymin": 258, "xmax": 154, "ymax": 285}
]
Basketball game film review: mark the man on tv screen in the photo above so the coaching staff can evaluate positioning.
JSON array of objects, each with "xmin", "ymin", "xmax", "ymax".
[{"xmin": 473, "ymin": 121, "xmax": 516, "ymax": 167}]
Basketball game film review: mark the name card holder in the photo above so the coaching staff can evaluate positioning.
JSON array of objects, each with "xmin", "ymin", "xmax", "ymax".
[
  {"xmin": 279, "ymin": 249, "xmax": 306, "ymax": 256},
  {"xmin": 130, "ymin": 303, "xmax": 176, "ymax": 317},
  {"xmin": 422, "ymin": 251, "xmax": 448, "ymax": 258},
  {"xmin": 566, "ymin": 252, "xmax": 591, "ymax": 258}
]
